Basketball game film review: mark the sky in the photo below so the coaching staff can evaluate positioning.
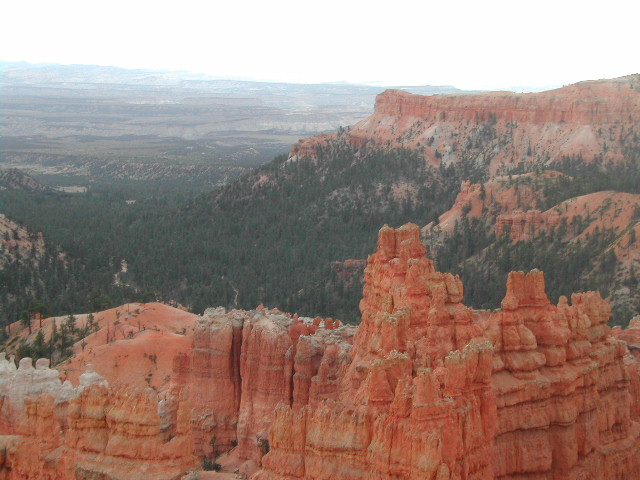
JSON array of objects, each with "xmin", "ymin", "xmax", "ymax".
[{"xmin": 1, "ymin": 0, "xmax": 637, "ymax": 91}]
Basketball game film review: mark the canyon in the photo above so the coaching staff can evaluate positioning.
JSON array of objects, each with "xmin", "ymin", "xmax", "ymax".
[
  {"xmin": 3, "ymin": 74, "xmax": 639, "ymax": 326},
  {"xmin": 2, "ymin": 75, "xmax": 640, "ymax": 479},
  {"xmin": 1, "ymin": 224, "xmax": 640, "ymax": 479}
]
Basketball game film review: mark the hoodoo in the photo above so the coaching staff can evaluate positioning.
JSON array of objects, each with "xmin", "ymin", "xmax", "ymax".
[
  {"xmin": 257, "ymin": 224, "xmax": 640, "ymax": 480},
  {"xmin": 1, "ymin": 224, "xmax": 639, "ymax": 479}
]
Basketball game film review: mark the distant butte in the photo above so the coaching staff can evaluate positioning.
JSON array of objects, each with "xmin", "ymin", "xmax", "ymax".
[{"xmin": 290, "ymin": 74, "xmax": 640, "ymax": 174}]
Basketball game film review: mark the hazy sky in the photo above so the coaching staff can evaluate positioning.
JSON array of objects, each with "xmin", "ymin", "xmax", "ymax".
[{"xmin": 2, "ymin": 0, "xmax": 637, "ymax": 90}]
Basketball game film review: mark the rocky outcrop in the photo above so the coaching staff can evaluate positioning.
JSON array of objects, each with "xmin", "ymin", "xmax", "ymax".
[
  {"xmin": 424, "ymin": 171, "xmax": 567, "ymax": 239},
  {"xmin": 5, "ymin": 303, "xmax": 199, "ymax": 391},
  {"xmin": 0, "ymin": 359, "xmax": 197, "ymax": 479},
  {"xmin": 495, "ymin": 191, "xmax": 640, "ymax": 244},
  {"xmin": 495, "ymin": 209, "xmax": 557, "ymax": 240},
  {"xmin": 330, "ymin": 259, "xmax": 367, "ymax": 289},
  {"xmin": 164, "ymin": 306, "xmax": 356, "ymax": 466},
  {"xmin": 175, "ymin": 307, "xmax": 244, "ymax": 457},
  {"xmin": 256, "ymin": 224, "xmax": 640, "ymax": 480},
  {"xmin": 290, "ymin": 75, "xmax": 640, "ymax": 174},
  {"xmin": 422, "ymin": 176, "xmax": 640, "ymax": 321},
  {"xmin": 614, "ymin": 316, "xmax": 640, "ymax": 356},
  {"xmin": 66, "ymin": 383, "xmax": 196, "ymax": 480},
  {"xmin": 2, "ymin": 224, "xmax": 640, "ymax": 479},
  {"xmin": 489, "ymin": 272, "xmax": 640, "ymax": 479},
  {"xmin": 373, "ymin": 78, "xmax": 640, "ymax": 125},
  {"xmin": 0, "ymin": 355, "xmax": 69, "ymax": 433}
]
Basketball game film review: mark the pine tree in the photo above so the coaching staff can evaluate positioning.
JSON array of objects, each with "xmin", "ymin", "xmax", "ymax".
[{"xmin": 32, "ymin": 330, "xmax": 47, "ymax": 360}]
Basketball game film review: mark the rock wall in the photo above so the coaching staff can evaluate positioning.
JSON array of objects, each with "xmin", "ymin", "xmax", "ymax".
[
  {"xmin": 175, "ymin": 307, "xmax": 244, "ymax": 457},
  {"xmin": 256, "ymin": 224, "xmax": 640, "ymax": 480},
  {"xmin": 489, "ymin": 272, "xmax": 640, "ymax": 479},
  {"xmin": 494, "ymin": 209, "xmax": 556, "ymax": 241},
  {"xmin": 373, "ymin": 79, "xmax": 640, "ymax": 125},
  {"xmin": 1, "ymin": 223, "xmax": 639, "ymax": 479},
  {"xmin": 164, "ymin": 305, "xmax": 356, "ymax": 465},
  {"xmin": 290, "ymin": 75, "xmax": 640, "ymax": 173},
  {"xmin": 0, "ymin": 358, "xmax": 197, "ymax": 480}
]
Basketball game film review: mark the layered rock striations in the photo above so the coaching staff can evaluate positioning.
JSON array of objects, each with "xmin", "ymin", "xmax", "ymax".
[
  {"xmin": 290, "ymin": 75, "xmax": 640, "ymax": 173},
  {"xmin": 163, "ymin": 305, "xmax": 356, "ymax": 466},
  {"xmin": 0, "ymin": 357, "xmax": 197, "ymax": 479},
  {"xmin": 2, "ymin": 224, "xmax": 640, "ymax": 479},
  {"xmin": 256, "ymin": 224, "xmax": 640, "ymax": 480},
  {"xmin": 494, "ymin": 190, "xmax": 640, "ymax": 244}
]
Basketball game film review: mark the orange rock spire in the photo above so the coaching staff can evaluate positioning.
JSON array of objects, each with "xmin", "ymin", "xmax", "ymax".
[{"xmin": 1, "ymin": 224, "xmax": 640, "ymax": 479}]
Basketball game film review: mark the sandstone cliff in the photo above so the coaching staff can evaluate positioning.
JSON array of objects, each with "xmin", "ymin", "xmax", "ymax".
[
  {"xmin": 2, "ymin": 225, "xmax": 640, "ymax": 479},
  {"xmin": 0, "ymin": 357, "xmax": 197, "ymax": 479},
  {"xmin": 290, "ymin": 75, "xmax": 640, "ymax": 174},
  {"xmin": 165, "ymin": 306, "xmax": 356, "ymax": 468},
  {"xmin": 256, "ymin": 224, "xmax": 640, "ymax": 480}
]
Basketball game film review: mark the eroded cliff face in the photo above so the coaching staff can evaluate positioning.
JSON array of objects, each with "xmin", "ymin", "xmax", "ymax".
[
  {"xmin": 0, "ymin": 357, "xmax": 197, "ymax": 479},
  {"xmin": 424, "ymin": 171, "xmax": 567, "ymax": 240},
  {"xmin": 256, "ymin": 224, "xmax": 640, "ymax": 480},
  {"xmin": 290, "ymin": 75, "xmax": 640, "ymax": 174},
  {"xmin": 163, "ymin": 305, "xmax": 356, "ymax": 467},
  {"xmin": 489, "ymin": 273, "xmax": 639, "ymax": 479},
  {"xmin": 1, "ymin": 224, "xmax": 639, "ymax": 479},
  {"xmin": 493, "ymin": 190, "xmax": 640, "ymax": 245}
]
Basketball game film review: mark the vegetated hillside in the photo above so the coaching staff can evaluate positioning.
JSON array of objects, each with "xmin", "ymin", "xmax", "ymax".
[
  {"xmin": 182, "ymin": 139, "xmax": 476, "ymax": 317},
  {"xmin": 0, "ymin": 211, "xmax": 139, "ymax": 334},
  {"xmin": 426, "ymin": 165, "xmax": 640, "ymax": 324},
  {"xmin": 0, "ymin": 140, "xmax": 472, "ymax": 325},
  {"xmin": 1, "ymin": 75, "xmax": 639, "ymax": 327},
  {"xmin": 0, "ymin": 214, "xmax": 46, "ymax": 268},
  {"xmin": 0, "ymin": 168, "xmax": 52, "ymax": 192}
]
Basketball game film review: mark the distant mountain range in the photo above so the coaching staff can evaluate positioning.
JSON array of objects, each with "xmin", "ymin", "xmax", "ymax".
[
  {"xmin": 0, "ymin": 62, "xmax": 467, "ymax": 186},
  {"xmin": 0, "ymin": 61, "xmax": 464, "ymax": 100}
]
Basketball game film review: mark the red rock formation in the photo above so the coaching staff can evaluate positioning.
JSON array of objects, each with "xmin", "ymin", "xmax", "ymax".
[
  {"xmin": 373, "ymin": 79, "xmax": 640, "ymax": 124},
  {"xmin": 256, "ymin": 224, "xmax": 640, "ymax": 480},
  {"xmin": 614, "ymin": 316, "xmax": 640, "ymax": 356},
  {"xmin": 495, "ymin": 209, "xmax": 546, "ymax": 240},
  {"xmin": 425, "ymin": 171, "xmax": 567, "ymax": 239},
  {"xmin": 0, "ymin": 360, "xmax": 197, "ymax": 479},
  {"xmin": 163, "ymin": 305, "xmax": 356, "ymax": 468},
  {"xmin": 3, "ymin": 303, "xmax": 198, "ymax": 392},
  {"xmin": 290, "ymin": 75, "xmax": 640, "ymax": 174},
  {"xmin": 423, "ymin": 176, "xmax": 640, "ymax": 321},
  {"xmin": 494, "ymin": 191, "xmax": 640, "ymax": 244},
  {"xmin": 330, "ymin": 258, "xmax": 367, "ymax": 289},
  {"xmin": 236, "ymin": 307, "xmax": 355, "ymax": 463},
  {"xmin": 58, "ymin": 302, "xmax": 198, "ymax": 390},
  {"xmin": 179, "ymin": 307, "xmax": 244, "ymax": 457},
  {"xmin": 2, "ymin": 224, "xmax": 640, "ymax": 479},
  {"xmin": 67, "ymin": 383, "xmax": 196, "ymax": 480}
]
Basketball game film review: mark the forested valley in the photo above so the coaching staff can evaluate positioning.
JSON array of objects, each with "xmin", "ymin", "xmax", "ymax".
[{"xmin": 2, "ymin": 135, "xmax": 640, "ymax": 332}]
